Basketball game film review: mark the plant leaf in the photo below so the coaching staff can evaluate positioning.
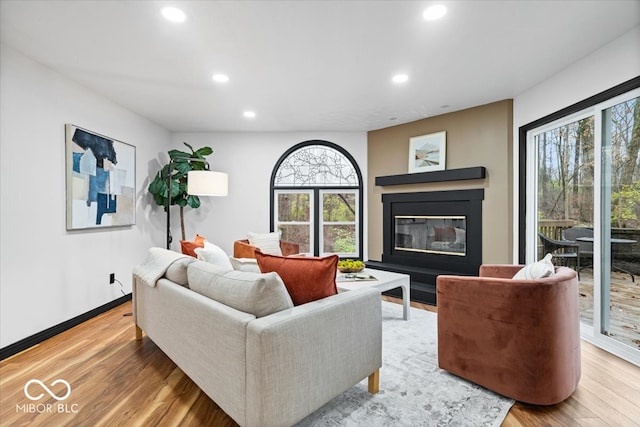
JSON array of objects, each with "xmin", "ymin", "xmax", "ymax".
[
  {"xmin": 148, "ymin": 174, "xmax": 163, "ymax": 195},
  {"xmin": 196, "ymin": 146, "xmax": 213, "ymax": 156},
  {"xmin": 183, "ymin": 142, "xmax": 195, "ymax": 153},
  {"xmin": 175, "ymin": 161, "xmax": 191, "ymax": 174},
  {"xmin": 169, "ymin": 180, "xmax": 181, "ymax": 198},
  {"xmin": 169, "ymin": 150, "xmax": 190, "ymax": 159},
  {"xmin": 187, "ymin": 195, "xmax": 201, "ymax": 209}
]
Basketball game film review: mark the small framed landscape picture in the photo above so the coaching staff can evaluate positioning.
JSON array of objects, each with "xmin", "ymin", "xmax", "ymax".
[{"xmin": 408, "ymin": 131, "xmax": 446, "ymax": 173}]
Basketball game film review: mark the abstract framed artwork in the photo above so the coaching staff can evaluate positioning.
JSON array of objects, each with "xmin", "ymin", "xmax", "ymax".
[
  {"xmin": 408, "ymin": 131, "xmax": 446, "ymax": 173},
  {"xmin": 65, "ymin": 124, "xmax": 136, "ymax": 230}
]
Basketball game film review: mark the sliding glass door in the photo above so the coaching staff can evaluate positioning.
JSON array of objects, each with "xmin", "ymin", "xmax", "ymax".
[
  {"xmin": 527, "ymin": 88, "xmax": 640, "ymax": 364},
  {"xmin": 601, "ymin": 96, "xmax": 640, "ymax": 350},
  {"xmin": 532, "ymin": 113, "xmax": 594, "ymax": 327}
]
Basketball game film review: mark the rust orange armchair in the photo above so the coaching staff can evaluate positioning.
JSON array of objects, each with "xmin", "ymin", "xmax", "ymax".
[
  {"xmin": 436, "ymin": 264, "xmax": 581, "ymax": 405},
  {"xmin": 233, "ymin": 239, "xmax": 300, "ymax": 259}
]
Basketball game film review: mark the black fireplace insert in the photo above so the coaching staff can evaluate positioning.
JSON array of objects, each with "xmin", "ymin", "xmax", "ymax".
[{"xmin": 368, "ymin": 189, "xmax": 484, "ymax": 305}]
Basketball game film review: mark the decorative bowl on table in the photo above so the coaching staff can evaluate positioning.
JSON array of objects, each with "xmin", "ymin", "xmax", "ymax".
[{"xmin": 337, "ymin": 260, "xmax": 365, "ymax": 275}]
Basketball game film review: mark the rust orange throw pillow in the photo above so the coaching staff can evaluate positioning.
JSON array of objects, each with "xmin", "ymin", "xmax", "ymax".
[
  {"xmin": 255, "ymin": 252, "xmax": 338, "ymax": 306},
  {"xmin": 180, "ymin": 234, "xmax": 206, "ymax": 257}
]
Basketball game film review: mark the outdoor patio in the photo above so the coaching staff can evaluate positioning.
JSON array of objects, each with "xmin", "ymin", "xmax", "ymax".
[{"xmin": 578, "ymin": 268, "xmax": 640, "ymax": 350}]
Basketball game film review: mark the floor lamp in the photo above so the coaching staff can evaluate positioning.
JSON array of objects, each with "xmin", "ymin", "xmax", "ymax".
[{"xmin": 166, "ymin": 159, "xmax": 228, "ymax": 250}]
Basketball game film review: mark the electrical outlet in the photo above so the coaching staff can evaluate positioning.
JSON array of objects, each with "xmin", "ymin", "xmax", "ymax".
[{"xmin": 109, "ymin": 273, "xmax": 115, "ymax": 284}]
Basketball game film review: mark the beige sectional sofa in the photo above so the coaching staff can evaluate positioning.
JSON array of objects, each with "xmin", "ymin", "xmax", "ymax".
[{"xmin": 133, "ymin": 249, "xmax": 382, "ymax": 427}]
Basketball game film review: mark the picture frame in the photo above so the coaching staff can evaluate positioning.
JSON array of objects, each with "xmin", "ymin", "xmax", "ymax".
[
  {"xmin": 65, "ymin": 124, "xmax": 136, "ymax": 230},
  {"xmin": 408, "ymin": 131, "xmax": 446, "ymax": 173}
]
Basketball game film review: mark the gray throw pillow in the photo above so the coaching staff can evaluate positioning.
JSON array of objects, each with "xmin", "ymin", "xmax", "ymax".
[{"xmin": 187, "ymin": 260, "xmax": 293, "ymax": 317}]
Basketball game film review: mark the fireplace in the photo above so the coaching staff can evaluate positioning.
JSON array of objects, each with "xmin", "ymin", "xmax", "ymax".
[{"xmin": 368, "ymin": 189, "xmax": 484, "ymax": 305}]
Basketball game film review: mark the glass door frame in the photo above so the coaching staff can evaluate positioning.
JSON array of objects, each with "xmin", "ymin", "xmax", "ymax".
[
  {"xmin": 597, "ymin": 89, "xmax": 640, "ymax": 344},
  {"xmin": 519, "ymin": 78, "xmax": 640, "ymax": 366}
]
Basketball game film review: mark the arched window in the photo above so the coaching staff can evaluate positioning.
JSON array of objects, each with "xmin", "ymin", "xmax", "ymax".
[{"xmin": 271, "ymin": 140, "xmax": 363, "ymax": 258}]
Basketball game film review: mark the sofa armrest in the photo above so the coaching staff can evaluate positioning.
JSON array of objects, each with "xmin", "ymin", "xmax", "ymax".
[{"xmin": 245, "ymin": 288, "xmax": 382, "ymax": 427}]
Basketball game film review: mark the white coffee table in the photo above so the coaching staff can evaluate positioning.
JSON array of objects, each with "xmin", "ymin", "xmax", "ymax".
[{"xmin": 336, "ymin": 268, "xmax": 411, "ymax": 320}]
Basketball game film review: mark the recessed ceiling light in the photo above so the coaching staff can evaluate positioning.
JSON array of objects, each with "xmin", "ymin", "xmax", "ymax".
[
  {"xmin": 161, "ymin": 7, "xmax": 186, "ymax": 23},
  {"xmin": 243, "ymin": 111, "xmax": 256, "ymax": 119},
  {"xmin": 392, "ymin": 74, "xmax": 409, "ymax": 84},
  {"xmin": 423, "ymin": 5, "xmax": 447, "ymax": 21},
  {"xmin": 212, "ymin": 74, "xmax": 229, "ymax": 83}
]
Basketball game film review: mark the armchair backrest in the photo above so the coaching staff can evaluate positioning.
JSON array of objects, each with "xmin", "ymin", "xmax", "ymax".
[{"xmin": 233, "ymin": 239, "xmax": 300, "ymax": 259}]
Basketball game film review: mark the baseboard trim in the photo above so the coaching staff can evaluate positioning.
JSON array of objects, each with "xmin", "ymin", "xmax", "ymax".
[{"xmin": 0, "ymin": 294, "xmax": 132, "ymax": 361}]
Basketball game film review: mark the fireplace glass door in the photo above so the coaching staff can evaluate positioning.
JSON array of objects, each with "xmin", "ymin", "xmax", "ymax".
[{"xmin": 394, "ymin": 216, "xmax": 466, "ymax": 256}]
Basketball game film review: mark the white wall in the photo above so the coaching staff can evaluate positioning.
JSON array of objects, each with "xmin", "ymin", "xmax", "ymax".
[
  {"xmin": 0, "ymin": 44, "xmax": 171, "ymax": 348},
  {"xmin": 512, "ymin": 26, "xmax": 640, "ymax": 261},
  {"xmin": 168, "ymin": 132, "xmax": 368, "ymax": 257}
]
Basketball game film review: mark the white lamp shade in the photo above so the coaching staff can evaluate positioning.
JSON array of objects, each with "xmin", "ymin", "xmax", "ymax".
[{"xmin": 187, "ymin": 171, "xmax": 228, "ymax": 196}]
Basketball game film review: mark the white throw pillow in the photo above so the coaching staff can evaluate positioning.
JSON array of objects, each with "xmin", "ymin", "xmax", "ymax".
[
  {"xmin": 513, "ymin": 253, "xmax": 555, "ymax": 280},
  {"xmin": 194, "ymin": 241, "xmax": 233, "ymax": 271},
  {"xmin": 454, "ymin": 227, "xmax": 466, "ymax": 244},
  {"xmin": 248, "ymin": 231, "xmax": 282, "ymax": 255},
  {"xmin": 229, "ymin": 257, "xmax": 261, "ymax": 273}
]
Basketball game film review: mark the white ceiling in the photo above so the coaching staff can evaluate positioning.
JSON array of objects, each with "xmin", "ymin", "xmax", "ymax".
[{"xmin": 1, "ymin": 1, "xmax": 639, "ymax": 132}]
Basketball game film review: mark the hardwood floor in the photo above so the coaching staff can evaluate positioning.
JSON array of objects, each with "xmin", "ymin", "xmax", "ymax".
[{"xmin": 1, "ymin": 298, "xmax": 638, "ymax": 426}]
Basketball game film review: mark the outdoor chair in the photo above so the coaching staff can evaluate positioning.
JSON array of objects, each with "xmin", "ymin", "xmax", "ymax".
[
  {"xmin": 562, "ymin": 227, "xmax": 594, "ymax": 271},
  {"xmin": 538, "ymin": 233, "xmax": 580, "ymax": 278}
]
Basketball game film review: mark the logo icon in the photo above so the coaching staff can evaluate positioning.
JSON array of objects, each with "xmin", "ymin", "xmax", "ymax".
[{"xmin": 24, "ymin": 379, "xmax": 72, "ymax": 401}]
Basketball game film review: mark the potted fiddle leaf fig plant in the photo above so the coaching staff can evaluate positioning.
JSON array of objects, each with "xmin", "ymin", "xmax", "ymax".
[{"xmin": 148, "ymin": 142, "xmax": 213, "ymax": 242}]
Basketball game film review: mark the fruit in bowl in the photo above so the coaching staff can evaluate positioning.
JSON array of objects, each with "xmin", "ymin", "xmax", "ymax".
[{"xmin": 337, "ymin": 259, "xmax": 365, "ymax": 273}]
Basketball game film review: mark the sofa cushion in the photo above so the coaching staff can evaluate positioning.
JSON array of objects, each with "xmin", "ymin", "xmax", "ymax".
[
  {"xmin": 180, "ymin": 234, "xmax": 206, "ymax": 257},
  {"xmin": 255, "ymin": 252, "xmax": 338, "ymax": 306},
  {"xmin": 187, "ymin": 260, "xmax": 293, "ymax": 317},
  {"xmin": 164, "ymin": 257, "xmax": 196, "ymax": 287},
  {"xmin": 513, "ymin": 253, "xmax": 555, "ymax": 280},
  {"xmin": 195, "ymin": 241, "xmax": 234, "ymax": 270},
  {"xmin": 248, "ymin": 231, "xmax": 282, "ymax": 255}
]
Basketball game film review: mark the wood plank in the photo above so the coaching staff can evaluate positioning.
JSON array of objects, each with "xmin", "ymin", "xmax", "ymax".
[{"xmin": 569, "ymin": 384, "xmax": 638, "ymax": 426}]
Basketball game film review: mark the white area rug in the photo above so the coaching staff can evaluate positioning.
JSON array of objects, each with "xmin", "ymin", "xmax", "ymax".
[{"xmin": 295, "ymin": 301, "xmax": 514, "ymax": 426}]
